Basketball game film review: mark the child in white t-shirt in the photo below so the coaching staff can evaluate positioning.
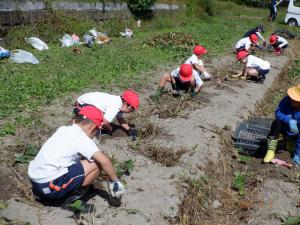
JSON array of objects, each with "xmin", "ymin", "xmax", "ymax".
[
  {"xmin": 28, "ymin": 106, "xmax": 124, "ymax": 201},
  {"xmin": 233, "ymin": 51, "xmax": 270, "ymax": 83},
  {"xmin": 185, "ymin": 45, "xmax": 212, "ymax": 80},
  {"xmin": 150, "ymin": 64, "xmax": 203, "ymax": 99},
  {"xmin": 235, "ymin": 34, "xmax": 259, "ymax": 52},
  {"xmin": 75, "ymin": 90, "xmax": 139, "ymax": 140},
  {"xmin": 269, "ymin": 34, "xmax": 288, "ymax": 56}
]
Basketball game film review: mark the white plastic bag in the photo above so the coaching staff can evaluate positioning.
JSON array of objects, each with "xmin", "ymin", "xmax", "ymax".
[
  {"xmin": 89, "ymin": 28, "xmax": 99, "ymax": 40},
  {"xmin": 25, "ymin": 37, "xmax": 48, "ymax": 51},
  {"xmin": 120, "ymin": 29, "xmax": 133, "ymax": 38},
  {"xmin": 10, "ymin": 50, "xmax": 39, "ymax": 64},
  {"xmin": 59, "ymin": 34, "xmax": 73, "ymax": 47}
]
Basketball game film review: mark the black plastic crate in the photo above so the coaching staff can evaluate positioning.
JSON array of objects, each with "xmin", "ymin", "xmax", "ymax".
[{"xmin": 233, "ymin": 118, "xmax": 273, "ymax": 156}]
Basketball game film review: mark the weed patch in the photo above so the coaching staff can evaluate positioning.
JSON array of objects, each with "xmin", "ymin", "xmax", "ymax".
[
  {"xmin": 147, "ymin": 92, "xmax": 211, "ymax": 119},
  {"xmin": 146, "ymin": 32, "xmax": 196, "ymax": 59},
  {"xmin": 130, "ymin": 141, "xmax": 186, "ymax": 167}
]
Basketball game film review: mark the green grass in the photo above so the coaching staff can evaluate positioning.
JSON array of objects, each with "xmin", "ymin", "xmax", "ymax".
[{"xmin": 0, "ymin": 1, "xmax": 299, "ymax": 128}]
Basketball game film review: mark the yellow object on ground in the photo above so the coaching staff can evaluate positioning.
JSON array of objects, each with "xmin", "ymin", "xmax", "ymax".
[{"xmin": 263, "ymin": 139, "xmax": 278, "ymax": 163}]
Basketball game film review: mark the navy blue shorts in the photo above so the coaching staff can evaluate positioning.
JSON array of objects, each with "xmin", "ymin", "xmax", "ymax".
[
  {"xmin": 257, "ymin": 69, "xmax": 270, "ymax": 76},
  {"xmin": 31, "ymin": 161, "xmax": 85, "ymax": 200},
  {"xmin": 173, "ymin": 77, "xmax": 191, "ymax": 92}
]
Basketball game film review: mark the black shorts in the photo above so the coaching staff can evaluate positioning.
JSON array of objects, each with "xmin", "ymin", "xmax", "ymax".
[
  {"xmin": 173, "ymin": 77, "xmax": 191, "ymax": 92},
  {"xmin": 257, "ymin": 69, "xmax": 270, "ymax": 76},
  {"xmin": 31, "ymin": 161, "xmax": 85, "ymax": 200}
]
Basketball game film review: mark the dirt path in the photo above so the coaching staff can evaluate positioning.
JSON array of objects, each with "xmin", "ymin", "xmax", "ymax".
[{"xmin": 0, "ymin": 54, "xmax": 291, "ymax": 225}]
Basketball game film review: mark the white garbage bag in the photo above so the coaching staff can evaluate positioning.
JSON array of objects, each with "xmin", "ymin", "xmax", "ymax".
[
  {"xmin": 89, "ymin": 28, "xmax": 99, "ymax": 40},
  {"xmin": 10, "ymin": 50, "xmax": 39, "ymax": 64},
  {"xmin": 59, "ymin": 34, "xmax": 73, "ymax": 47},
  {"xmin": 120, "ymin": 29, "xmax": 133, "ymax": 38},
  {"xmin": 25, "ymin": 37, "xmax": 49, "ymax": 51}
]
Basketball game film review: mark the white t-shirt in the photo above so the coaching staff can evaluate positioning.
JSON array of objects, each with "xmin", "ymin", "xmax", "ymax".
[
  {"xmin": 235, "ymin": 37, "xmax": 252, "ymax": 51},
  {"xmin": 246, "ymin": 55, "xmax": 270, "ymax": 70},
  {"xmin": 77, "ymin": 92, "xmax": 123, "ymax": 123},
  {"xmin": 171, "ymin": 67, "xmax": 203, "ymax": 87},
  {"xmin": 184, "ymin": 54, "xmax": 204, "ymax": 67},
  {"xmin": 28, "ymin": 124, "xmax": 100, "ymax": 183},
  {"xmin": 277, "ymin": 36, "xmax": 288, "ymax": 48}
]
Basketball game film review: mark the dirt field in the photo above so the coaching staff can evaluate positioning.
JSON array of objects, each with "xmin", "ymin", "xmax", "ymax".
[{"xmin": 0, "ymin": 47, "xmax": 299, "ymax": 225}]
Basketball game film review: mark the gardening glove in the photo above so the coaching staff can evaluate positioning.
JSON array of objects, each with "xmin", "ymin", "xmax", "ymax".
[
  {"xmin": 203, "ymin": 71, "xmax": 211, "ymax": 80},
  {"xmin": 263, "ymin": 41, "xmax": 267, "ymax": 47},
  {"xmin": 293, "ymin": 155, "xmax": 300, "ymax": 165},
  {"xmin": 109, "ymin": 180, "xmax": 125, "ymax": 197},
  {"xmin": 190, "ymin": 90, "xmax": 197, "ymax": 98},
  {"xmin": 289, "ymin": 119, "xmax": 299, "ymax": 135},
  {"xmin": 128, "ymin": 128, "xmax": 137, "ymax": 141}
]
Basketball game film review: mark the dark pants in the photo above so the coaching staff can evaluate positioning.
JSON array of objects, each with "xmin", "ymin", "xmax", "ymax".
[
  {"xmin": 268, "ymin": 119, "xmax": 284, "ymax": 139},
  {"xmin": 173, "ymin": 77, "xmax": 191, "ymax": 92},
  {"xmin": 269, "ymin": 6, "xmax": 277, "ymax": 21}
]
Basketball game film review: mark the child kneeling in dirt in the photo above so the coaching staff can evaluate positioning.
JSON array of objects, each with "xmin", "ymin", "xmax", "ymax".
[
  {"xmin": 235, "ymin": 34, "xmax": 259, "ymax": 53},
  {"xmin": 269, "ymin": 34, "xmax": 288, "ymax": 56},
  {"xmin": 28, "ymin": 106, "xmax": 124, "ymax": 202},
  {"xmin": 264, "ymin": 85, "xmax": 300, "ymax": 165},
  {"xmin": 150, "ymin": 64, "xmax": 203, "ymax": 100},
  {"xmin": 243, "ymin": 25, "xmax": 266, "ymax": 48},
  {"xmin": 233, "ymin": 51, "xmax": 270, "ymax": 83},
  {"xmin": 74, "ymin": 90, "xmax": 139, "ymax": 140},
  {"xmin": 185, "ymin": 45, "xmax": 212, "ymax": 80}
]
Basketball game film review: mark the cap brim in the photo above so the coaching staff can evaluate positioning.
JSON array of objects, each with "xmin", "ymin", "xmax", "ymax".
[
  {"xmin": 179, "ymin": 75, "xmax": 192, "ymax": 82},
  {"xmin": 270, "ymin": 41, "xmax": 276, "ymax": 44},
  {"xmin": 287, "ymin": 88, "xmax": 300, "ymax": 102}
]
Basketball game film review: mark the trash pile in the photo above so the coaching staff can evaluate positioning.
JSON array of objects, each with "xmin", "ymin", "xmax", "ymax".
[{"xmin": 1, "ymin": 24, "xmax": 139, "ymax": 64}]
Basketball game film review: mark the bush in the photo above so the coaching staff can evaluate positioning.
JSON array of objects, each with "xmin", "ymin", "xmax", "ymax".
[
  {"xmin": 126, "ymin": 0, "xmax": 156, "ymax": 19},
  {"xmin": 185, "ymin": 0, "xmax": 214, "ymax": 18},
  {"xmin": 126, "ymin": 0, "xmax": 155, "ymax": 11}
]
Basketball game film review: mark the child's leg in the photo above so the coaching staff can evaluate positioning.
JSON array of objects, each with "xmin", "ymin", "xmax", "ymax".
[
  {"xmin": 150, "ymin": 73, "xmax": 172, "ymax": 99},
  {"xmin": 247, "ymin": 68, "xmax": 259, "ymax": 78},
  {"xmin": 159, "ymin": 73, "xmax": 172, "ymax": 88},
  {"xmin": 81, "ymin": 159, "xmax": 101, "ymax": 186}
]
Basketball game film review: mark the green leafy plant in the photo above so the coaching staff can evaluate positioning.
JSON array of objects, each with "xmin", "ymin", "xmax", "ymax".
[
  {"xmin": 233, "ymin": 171, "xmax": 246, "ymax": 196},
  {"xmin": 66, "ymin": 200, "xmax": 86, "ymax": 213},
  {"xmin": 239, "ymin": 155, "xmax": 251, "ymax": 164},
  {"xmin": 0, "ymin": 123, "xmax": 16, "ymax": 136},
  {"xmin": 115, "ymin": 159, "xmax": 135, "ymax": 178},
  {"xmin": 282, "ymin": 216, "xmax": 300, "ymax": 225},
  {"xmin": 15, "ymin": 146, "xmax": 39, "ymax": 164}
]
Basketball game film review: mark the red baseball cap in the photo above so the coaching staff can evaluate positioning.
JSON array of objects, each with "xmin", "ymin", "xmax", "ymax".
[
  {"xmin": 269, "ymin": 34, "xmax": 278, "ymax": 45},
  {"xmin": 122, "ymin": 89, "xmax": 140, "ymax": 110},
  {"xmin": 250, "ymin": 34, "xmax": 258, "ymax": 44},
  {"xmin": 79, "ymin": 106, "xmax": 103, "ymax": 128},
  {"xmin": 179, "ymin": 64, "xmax": 193, "ymax": 81},
  {"xmin": 193, "ymin": 45, "xmax": 207, "ymax": 55},
  {"xmin": 236, "ymin": 50, "xmax": 249, "ymax": 60}
]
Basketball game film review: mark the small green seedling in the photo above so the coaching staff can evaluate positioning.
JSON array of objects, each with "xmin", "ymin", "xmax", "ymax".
[
  {"xmin": 116, "ymin": 159, "xmax": 134, "ymax": 178},
  {"xmin": 239, "ymin": 155, "xmax": 251, "ymax": 164},
  {"xmin": 15, "ymin": 146, "xmax": 39, "ymax": 164},
  {"xmin": 66, "ymin": 200, "xmax": 86, "ymax": 213},
  {"xmin": 233, "ymin": 171, "xmax": 246, "ymax": 196},
  {"xmin": 282, "ymin": 216, "xmax": 300, "ymax": 225}
]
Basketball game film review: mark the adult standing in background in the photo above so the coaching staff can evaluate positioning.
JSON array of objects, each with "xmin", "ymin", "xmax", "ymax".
[{"xmin": 268, "ymin": 0, "xmax": 284, "ymax": 21}]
